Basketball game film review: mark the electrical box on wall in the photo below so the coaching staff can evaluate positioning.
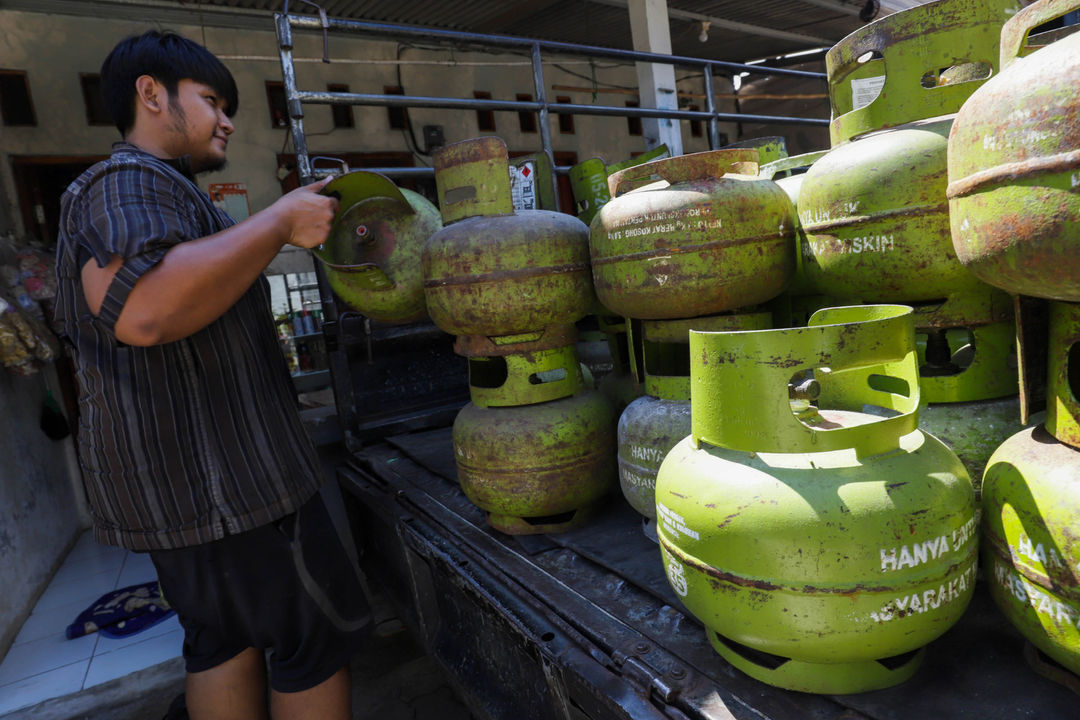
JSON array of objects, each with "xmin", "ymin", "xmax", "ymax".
[{"xmin": 423, "ymin": 125, "xmax": 445, "ymax": 153}]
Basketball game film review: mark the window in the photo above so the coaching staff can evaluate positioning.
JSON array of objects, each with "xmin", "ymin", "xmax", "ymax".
[
  {"xmin": 516, "ymin": 93, "xmax": 537, "ymax": 133},
  {"xmin": 688, "ymin": 104, "xmax": 702, "ymax": 138},
  {"xmin": 80, "ymin": 74, "xmax": 112, "ymax": 126},
  {"xmin": 327, "ymin": 84, "xmax": 354, "ymax": 129},
  {"xmin": 555, "ymin": 96, "xmax": 574, "ymax": 135},
  {"xmin": 0, "ymin": 70, "xmax": 36, "ymax": 126},
  {"xmin": 265, "ymin": 81, "xmax": 288, "ymax": 128},
  {"xmin": 473, "ymin": 91, "xmax": 496, "ymax": 132},
  {"xmin": 625, "ymin": 100, "xmax": 642, "ymax": 136},
  {"xmin": 384, "ymin": 85, "xmax": 408, "ymax": 130}
]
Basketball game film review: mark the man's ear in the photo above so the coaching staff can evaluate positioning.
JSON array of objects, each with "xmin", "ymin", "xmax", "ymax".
[{"xmin": 134, "ymin": 75, "xmax": 165, "ymax": 115}]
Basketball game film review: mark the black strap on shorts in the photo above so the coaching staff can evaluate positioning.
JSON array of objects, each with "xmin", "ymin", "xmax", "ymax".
[{"xmin": 288, "ymin": 481, "xmax": 377, "ymax": 633}]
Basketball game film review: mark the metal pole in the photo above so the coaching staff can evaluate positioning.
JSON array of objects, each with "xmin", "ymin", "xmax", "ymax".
[
  {"xmin": 703, "ymin": 65, "xmax": 721, "ymax": 150},
  {"xmin": 531, "ymin": 42, "xmax": 560, "ymax": 212},
  {"xmin": 287, "ymin": 15, "xmax": 827, "ymax": 81},
  {"xmin": 532, "ymin": 46, "xmax": 554, "ymax": 162},
  {"xmin": 276, "ymin": 11, "xmax": 339, "ymax": 345},
  {"xmin": 276, "ymin": 14, "xmax": 313, "ymax": 184},
  {"xmin": 294, "ymin": 89, "xmax": 827, "ymax": 126}
]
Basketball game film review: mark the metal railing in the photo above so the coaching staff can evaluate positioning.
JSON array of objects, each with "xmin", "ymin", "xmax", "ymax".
[{"xmin": 273, "ymin": 12, "xmax": 828, "ymax": 185}]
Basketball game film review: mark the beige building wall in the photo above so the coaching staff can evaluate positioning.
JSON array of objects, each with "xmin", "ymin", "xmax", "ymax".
[{"xmin": 0, "ymin": 7, "xmax": 735, "ymax": 239}]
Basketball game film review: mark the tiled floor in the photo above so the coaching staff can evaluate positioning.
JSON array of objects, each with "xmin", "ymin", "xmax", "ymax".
[{"xmin": 0, "ymin": 531, "xmax": 182, "ymax": 716}]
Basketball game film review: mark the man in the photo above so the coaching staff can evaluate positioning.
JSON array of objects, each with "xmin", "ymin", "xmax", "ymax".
[{"xmin": 55, "ymin": 30, "xmax": 366, "ymax": 720}]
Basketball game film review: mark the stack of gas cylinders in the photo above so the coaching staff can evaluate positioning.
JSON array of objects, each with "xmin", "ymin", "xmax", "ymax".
[
  {"xmin": 795, "ymin": 0, "xmax": 1025, "ymax": 488},
  {"xmin": 641, "ymin": 0, "xmax": 1075, "ymax": 696},
  {"xmin": 318, "ymin": 0, "xmax": 1078, "ymax": 696},
  {"xmin": 422, "ymin": 137, "xmax": 616, "ymax": 534},
  {"xmin": 948, "ymin": 0, "xmax": 1080, "ymax": 681},
  {"xmin": 589, "ymin": 149, "xmax": 793, "ymax": 539}
]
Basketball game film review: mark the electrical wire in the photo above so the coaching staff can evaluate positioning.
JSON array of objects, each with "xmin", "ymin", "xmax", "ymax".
[
  {"xmin": 550, "ymin": 63, "xmax": 637, "ymax": 91},
  {"xmin": 395, "ymin": 44, "xmax": 433, "ymax": 163}
]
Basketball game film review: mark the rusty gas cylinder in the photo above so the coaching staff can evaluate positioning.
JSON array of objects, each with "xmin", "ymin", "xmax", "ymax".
[
  {"xmin": 982, "ymin": 424, "xmax": 1080, "ymax": 678},
  {"xmin": 316, "ymin": 172, "xmax": 441, "ymax": 324},
  {"xmin": 423, "ymin": 137, "xmax": 594, "ymax": 338},
  {"xmin": 978, "ymin": 278, "xmax": 1080, "ymax": 681},
  {"xmin": 982, "ymin": 303, "xmax": 1080, "ymax": 681},
  {"xmin": 589, "ymin": 149, "xmax": 796, "ymax": 320},
  {"xmin": 453, "ymin": 334, "xmax": 616, "ymax": 534},
  {"xmin": 657, "ymin": 305, "xmax": 976, "ymax": 693},
  {"xmin": 948, "ymin": 0, "xmax": 1080, "ymax": 301},
  {"xmin": 799, "ymin": 0, "xmax": 1018, "ymax": 303},
  {"xmin": 617, "ymin": 312, "xmax": 770, "ymax": 539}
]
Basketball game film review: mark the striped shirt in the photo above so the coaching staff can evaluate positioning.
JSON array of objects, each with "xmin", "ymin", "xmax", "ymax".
[{"xmin": 55, "ymin": 142, "xmax": 322, "ymax": 552}]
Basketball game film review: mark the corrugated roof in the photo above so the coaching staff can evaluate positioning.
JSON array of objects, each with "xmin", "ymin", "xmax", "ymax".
[{"xmin": 5, "ymin": 0, "xmax": 883, "ymax": 63}]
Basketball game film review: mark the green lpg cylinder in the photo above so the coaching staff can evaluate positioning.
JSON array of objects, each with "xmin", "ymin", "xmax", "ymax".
[
  {"xmin": 760, "ymin": 150, "xmax": 828, "ymax": 207},
  {"xmin": 982, "ymin": 425, "xmax": 1080, "ymax": 677},
  {"xmin": 570, "ymin": 146, "xmax": 671, "ymax": 226},
  {"xmin": 315, "ymin": 171, "xmax": 442, "ymax": 324},
  {"xmin": 760, "ymin": 151, "xmax": 828, "ymax": 312},
  {"xmin": 1047, "ymin": 302, "xmax": 1080, "ymax": 448},
  {"xmin": 656, "ymin": 305, "xmax": 977, "ymax": 694},
  {"xmin": 723, "ymin": 135, "xmax": 789, "ymax": 166},
  {"xmin": 799, "ymin": 0, "xmax": 1017, "ymax": 303},
  {"xmin": 569, "ymin": 158, "xmax": 610, "ymax": 227},
  {"xmin": 590, "ymin": 149, "xmax": 796, "ymax": 320},
  {"xmin": 617, "ymin": 313, "xmax": 770, "ymax": 539},
  {"xmin": 453, "ymin": 339, "xmax": 616, "ymax": 534},
  {"xmin": 423, "ymin": 137, "xmax": 594, "ymax": 338},
  {"xmin": 948, "ymin": 0, "xmax": 1080, "ymax": 301},
  {"xmin": 983, "ymin": 301, "xmax": 1080, "ymax": 676}
]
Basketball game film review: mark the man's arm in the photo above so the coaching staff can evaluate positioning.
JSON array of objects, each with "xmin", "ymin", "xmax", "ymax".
[{"xmin": 82, "ymin": 177, "xmax": 337, "ymax": 346}]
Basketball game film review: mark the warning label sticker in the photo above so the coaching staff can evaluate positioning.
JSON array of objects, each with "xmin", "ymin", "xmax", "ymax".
[
  {"xmin": 851, "ymin": 75, "xmax": 886, "ymax": 111},
  {"xmin": 511, "ymin": 162, "xmax": 537, "ymax": 211}
]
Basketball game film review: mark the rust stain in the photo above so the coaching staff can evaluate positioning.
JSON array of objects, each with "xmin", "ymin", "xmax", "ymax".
[
  {"xmin": 801, "ymin": 203, "xmax": 949, "ymax": 234},
  {"xmin": 434, "ymin": 136, "xmax": 505, "ymax": 171},
  {"xmin": 948, "ymin": 149, "xmax": 1080, "ymax": 200}
]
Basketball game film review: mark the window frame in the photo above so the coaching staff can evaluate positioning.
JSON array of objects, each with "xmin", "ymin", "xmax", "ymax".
[
  {"xmin": 327, "ymin": 83, "xmax": 354, "ymax": 129},
  {"xmin": 473, "ymin": 90, "xmax": 496, "ymax": 132},
  {"xmin": 0, "ymin": 69, "xmax": 37, "ymax": 127}
]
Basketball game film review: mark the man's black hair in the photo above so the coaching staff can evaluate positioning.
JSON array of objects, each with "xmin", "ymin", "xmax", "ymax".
[{"xmin": 100, "ymin": 30, "xmax": 238, "ymax": 136}]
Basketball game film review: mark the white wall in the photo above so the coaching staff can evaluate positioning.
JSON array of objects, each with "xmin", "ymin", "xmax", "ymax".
[
  {"xmin": 0, "ymin": 364, "xmax": 86, "ymax": 658},
  {"xmin": 0, "ymin": 7, "xmax": 734, "ymax": 234}
]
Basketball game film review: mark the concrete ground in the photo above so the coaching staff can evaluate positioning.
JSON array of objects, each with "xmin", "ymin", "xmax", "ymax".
[{"xmin": 0, "ymin": 615, "xmax": 474, "ymax": 720}]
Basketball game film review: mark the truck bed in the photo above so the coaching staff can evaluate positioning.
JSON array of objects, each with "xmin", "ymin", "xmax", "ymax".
[{"xmin": 340, "ymin": 426, "xmax": 1077, "ymax": 720}]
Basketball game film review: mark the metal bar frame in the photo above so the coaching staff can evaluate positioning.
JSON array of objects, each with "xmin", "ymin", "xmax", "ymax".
[
  {"xmin": 274, "ymin": 11, "xmax": 827, "ymax": 184},
  {"xmin": 273, "ymin": 9, "xmax": 825, "ymax": 433}
]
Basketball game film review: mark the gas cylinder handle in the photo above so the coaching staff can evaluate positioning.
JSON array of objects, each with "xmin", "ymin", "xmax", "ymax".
[
  {"xmin": 826, "ymin": 0, "xmax": 1018, "ymax": 145},
  {"xmin": 759, "ymin": 150, "xmax": 828, "ymax": 181},
  {"xmin": 1001, "ymin": 0, "xmax": 1080, "ymax": 68},
  {"xmin": 690, "ymin": 304, "xmax": 920, "ymax": 458},
  {"xmin": 310, "ymin": 170, "xmax": 415, "ymax": 289},
  {"xmin": 607, "ymin": 149, "xmax": 760, "ymax": 198},
  {"xmin": 433, "ymin": 137, "xmax": 514, "ymax": 225}
]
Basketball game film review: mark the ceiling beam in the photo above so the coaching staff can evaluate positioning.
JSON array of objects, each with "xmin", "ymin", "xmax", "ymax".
[
  {"xmin": 0, "ymin": 0, "xmax": 285, "ymax": 32},
  {"xmin": 584, "ymin": 0, "xmax": 835, "ymax": 45},
  {"xmin": 791, "ymin": 0, "xmax": 863, "ymax": 17}
]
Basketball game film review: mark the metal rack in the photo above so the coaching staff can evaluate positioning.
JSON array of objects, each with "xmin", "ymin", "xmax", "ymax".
[
  {"xmin": 273, "ymin": 11, "xmax": 827, "ymax": 186},
  {"xmin": 271, "ymin": 10, "xmax": 826, "ymax": 442}
]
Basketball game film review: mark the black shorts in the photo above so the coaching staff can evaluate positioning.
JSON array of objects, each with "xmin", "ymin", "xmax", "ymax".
[{"xmin": 150, "ymin": 490, "xmax": 371, "ymax": 693}]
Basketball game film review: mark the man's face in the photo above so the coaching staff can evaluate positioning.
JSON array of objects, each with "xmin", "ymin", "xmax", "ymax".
[{"xmin": 163, "ymin": 78, "xmax": 234, "ymax": 173}]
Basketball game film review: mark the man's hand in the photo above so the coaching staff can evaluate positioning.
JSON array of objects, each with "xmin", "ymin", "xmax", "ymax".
[{"xmin": 275, "ymin": 176, "xmax": 339, "ymax": 249}]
